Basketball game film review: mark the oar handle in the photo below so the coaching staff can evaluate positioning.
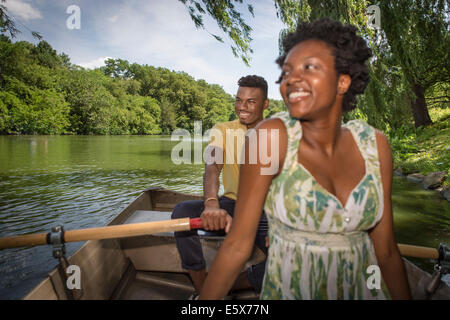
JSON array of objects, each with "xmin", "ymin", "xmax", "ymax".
[
  {"xmin": 0, "ymin": 218, "xmax": 442, "ymax": 261},
  {"xmin": 397, "ymin": 244, "xmax": 439, "ymax": 260},
  {"xmin": 190, "ymin": 218, "xmax": 203, "ymax": 229},
  {"xmin": 0, "ymin": 217, "xmax": 205, "ymax": 249}
]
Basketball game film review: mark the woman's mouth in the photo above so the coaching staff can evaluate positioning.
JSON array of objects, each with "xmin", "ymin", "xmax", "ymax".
[{"xmin": 288, "ymin": 89, "xmax": 311, "ymax": 104}]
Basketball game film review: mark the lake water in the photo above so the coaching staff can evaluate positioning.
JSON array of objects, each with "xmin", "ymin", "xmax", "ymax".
[{"xmin": 0, "ymin": 135, "xmax": 449, "ymax": 299}]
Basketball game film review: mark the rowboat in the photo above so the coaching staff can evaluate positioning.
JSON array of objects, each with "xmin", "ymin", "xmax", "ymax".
[{"xmin": 19, "ymin": 187, "xmax": 450, "ymax": 300}]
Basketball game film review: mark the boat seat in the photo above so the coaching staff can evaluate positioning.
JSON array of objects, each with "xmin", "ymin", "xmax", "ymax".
[{"xmin": 123, "ymin": 210, "xmax": 226, "ymax": 238}]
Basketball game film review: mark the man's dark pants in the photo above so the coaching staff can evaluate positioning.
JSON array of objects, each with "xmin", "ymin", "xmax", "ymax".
[{"xmin": 171, "ymin": 196, "xmax": 268, "ymax": 293}]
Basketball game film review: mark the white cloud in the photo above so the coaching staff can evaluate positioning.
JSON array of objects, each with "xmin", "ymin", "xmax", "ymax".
[
  {"xmin": 108, "ymin": 15, "xmax": 118, "ymax": 23},
  {"xmin": 21, "ymin": 0, "xmax": 284, "ymax": 99},
  {"xmin": 92, "ymin": 0, "xmax": 234, "ymax": 83},
  {"xmin": 5, "ymin": 0, "xmax": 42, "ymax": 21},
  {"xmin": 78, "ymin": 56, "xmax": 112, "ymax": 69}
]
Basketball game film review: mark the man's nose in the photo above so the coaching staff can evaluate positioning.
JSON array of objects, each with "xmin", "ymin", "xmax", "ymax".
[{"xmin": 239, "ymin": 101, "xmax": 249, "ymax": 110}]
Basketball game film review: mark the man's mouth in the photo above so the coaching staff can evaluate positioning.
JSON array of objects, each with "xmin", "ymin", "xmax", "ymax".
[
  {"xmin": 287, "ymin": 88, "xmax": 311, "ymax": 103},
  {"xmin": 239, "ymin": 111, "xmax": 251, "ymax": 119}
]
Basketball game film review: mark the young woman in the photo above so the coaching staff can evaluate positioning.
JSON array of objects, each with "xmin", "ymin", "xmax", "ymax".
[{"xmin": 199, "ymin": 18, "xmax": 411, "ymax": 300}]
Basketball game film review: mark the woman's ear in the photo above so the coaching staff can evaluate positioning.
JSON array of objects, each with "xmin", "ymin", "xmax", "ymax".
[{"xmin": 338, "ymin": 74, "xmax": 352, "ymax": 95}]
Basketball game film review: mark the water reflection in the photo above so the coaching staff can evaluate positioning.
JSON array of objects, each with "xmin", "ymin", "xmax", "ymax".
[{"xmin": 0, "ymin": 135, "xmax": 448, "ymax": 299}]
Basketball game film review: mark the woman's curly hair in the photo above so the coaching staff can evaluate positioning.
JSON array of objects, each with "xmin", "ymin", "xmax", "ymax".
[{"xmin": 276, "ymin": 18, "xmax": 373, "ymax": 113}]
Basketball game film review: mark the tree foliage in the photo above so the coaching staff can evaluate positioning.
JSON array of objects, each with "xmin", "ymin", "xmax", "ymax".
[
  {"xmin": 184, "ymin": 0, "xmax": 449, "ymax": 130},
  {"xmin": 0, "ymin": 36, "xmax": 240, "ymax": 135},
  {"xmin": 0, "ymin": 0, "xmax": 41, "ymax": 40},
  {"xmin": 178, "ymin": 0, "xmax": 255, "ymax": 65}
]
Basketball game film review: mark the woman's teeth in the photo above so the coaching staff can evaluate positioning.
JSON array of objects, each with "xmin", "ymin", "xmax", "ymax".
[{"xmin": 288, "ymin": 91, "xmax": 310, "ymax": 99}]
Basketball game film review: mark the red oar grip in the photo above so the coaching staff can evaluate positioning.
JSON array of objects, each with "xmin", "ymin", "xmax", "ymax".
[{"xmin": 190, "ymin": 218, "xmax": 203, "ymax": 230}]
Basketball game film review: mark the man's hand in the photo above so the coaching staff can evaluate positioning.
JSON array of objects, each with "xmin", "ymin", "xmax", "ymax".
[{"xmin": 201, "ymin": 205, "xmax": 233, "ymax": 233}]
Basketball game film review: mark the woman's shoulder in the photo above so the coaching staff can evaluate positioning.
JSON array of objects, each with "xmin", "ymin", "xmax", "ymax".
[
  {"xmin": 344, "ymin": 119, "xmax": 388, "ymax": 142},
  {"xmin": 254, "ymin": 114, "xmax": 287, "ymax": 131},
  {"xmin": 255, "ymin": 112, "xmax": 302, "ymax": 138},
  {"xmin": 268, "ymin": 111, "xmax": 299, "ymax": 128},
  {"xmin": 344, "ymin": 118, "xmax": 379, "ymax": 142}
]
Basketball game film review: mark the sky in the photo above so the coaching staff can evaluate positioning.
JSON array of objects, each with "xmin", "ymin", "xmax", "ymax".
[{"xmin": 4, "ymin": 0, "xmax": 287, "ymax": 100}]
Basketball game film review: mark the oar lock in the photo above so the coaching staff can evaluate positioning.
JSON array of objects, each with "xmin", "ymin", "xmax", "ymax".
[
  {"xmin": 46, "ymin": 225, "xmax": 66, "ymax": 259},
  {"xmin": 436, "ymin": 243, "xmax": 450, "ymax": 274},
  {"xmin": 425, "ymin": 243, "xmax": 450, "ymax": 296}
]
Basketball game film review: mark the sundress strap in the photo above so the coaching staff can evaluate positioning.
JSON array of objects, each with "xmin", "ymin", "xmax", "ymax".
[
  {"xmin": 271, "ymin": 112, "xmax": 302, "ymax": 171},
  {"xmin": 343, "ymin": 119, "xmax": 380, "ymax": 174},
  {"xmin": 271, "ymin": 113, "xmax": 381, "ymax": 175}
]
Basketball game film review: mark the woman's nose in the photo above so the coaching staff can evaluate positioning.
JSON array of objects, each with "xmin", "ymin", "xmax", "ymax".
[{"xmin": 286, "ymin": 69, "xmax": 303, "ymax": 84}]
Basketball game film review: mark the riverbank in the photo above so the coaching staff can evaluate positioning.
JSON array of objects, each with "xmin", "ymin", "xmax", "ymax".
[{"xmin": 389, "ymin": 107, "xmax": 449, "ymax": 201}]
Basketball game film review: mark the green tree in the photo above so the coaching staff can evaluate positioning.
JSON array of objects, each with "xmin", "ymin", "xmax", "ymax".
[
  {"xmin": 184, "ymin": 0, "xmax": 448, "ymax": 129},
  {"xmin": 264, "ymin": 99, "xmax": 286, "ymax": 118},
  {"xmin": 179, "ymin": 0, "xmax": 255, "ymax": 65},
  {"xmin": 0, "ymin": 0, "xmax": 19, "ymax": 38},
  {"xmin": 0, "ymin": 23, "xmax": 236, "ymax": 135},
  {"xmin": 160, "ymin": 97, "xmax": 177, "ymax": 134},
  {"xmin": 61, "ymin": 69, "xmax": 115, "ymax": 134},
  {"xmin": 102, "ymin": 58, "xmax": 133, "ymax": 79},
  {"xmin": 0, "ymin": 84, "xmax": 69, "ymax": 134},
  {"xmin": 377, "ymin": 0, "xmax": 449, "ymax": 127},
  {"xmin": 32, "ymin": 40, "xmax": 62, "ymax": 69}
]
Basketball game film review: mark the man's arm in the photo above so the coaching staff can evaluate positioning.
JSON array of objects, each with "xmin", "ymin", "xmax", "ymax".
[
  {"xmin": 203, "ymin": 145, "xmax": 223, "ymax": 201},
  {"xmin": 201, "ymin": 146, "xmax": 232, "ymax": 232},
  {"xmin": 199, "ymin": 118, "xmax": 285, "ymax": 299}
]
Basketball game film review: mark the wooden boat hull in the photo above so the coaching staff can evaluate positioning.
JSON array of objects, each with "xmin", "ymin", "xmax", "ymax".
[{"xmin": 23, "ymin": 187, "xmax": 450, "ymax": 300}]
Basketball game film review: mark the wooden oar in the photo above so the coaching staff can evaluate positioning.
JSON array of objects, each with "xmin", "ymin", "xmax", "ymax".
[
  {"xmin": 397, "ymin": 244, "xmax": 439, "ymax": 260},
  {"xmin": 0, "ymin": 217, "xmax": 203, "ymax": 249},
  {"xmin": 0, "ymin": 219, "xmax": 441, "ymax": 260}
]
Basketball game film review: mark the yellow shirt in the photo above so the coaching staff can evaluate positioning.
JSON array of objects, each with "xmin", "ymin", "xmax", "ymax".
[{"xmin": 208, "ymin": 120, "xmax": 247, "ymax": 200}]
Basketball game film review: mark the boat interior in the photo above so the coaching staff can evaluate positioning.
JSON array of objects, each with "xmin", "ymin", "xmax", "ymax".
[
  {"xmin": 24, "ymin": 189, "xmax": 264, "ymax": 300},
  {"xmin": 23, "ymin": 188, "xmax": 450, "ymax": 300}
]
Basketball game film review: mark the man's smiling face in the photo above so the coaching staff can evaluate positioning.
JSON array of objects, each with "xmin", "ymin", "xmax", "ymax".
[{"xmin": 234, "ymin": 86, "xmax": 268, "ymax": 129}]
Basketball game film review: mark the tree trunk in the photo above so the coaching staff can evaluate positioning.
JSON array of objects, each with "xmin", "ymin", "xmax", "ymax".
[{"xmin": 411, "ymin": 83, "xmax": 432, "ymax": 127}]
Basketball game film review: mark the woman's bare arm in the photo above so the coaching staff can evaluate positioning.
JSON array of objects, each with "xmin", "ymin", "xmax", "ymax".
[
  {"xmin": 199, "ymin": 119, "xmax": 286, "ymax": 299},
  {"xmin": 369, "ymin": 130, "xmax": 412, "ymax": 299}
]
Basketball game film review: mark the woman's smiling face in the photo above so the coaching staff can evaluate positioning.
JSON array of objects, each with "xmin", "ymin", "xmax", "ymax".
[{"xmin": 279, "ymin": 39, "xmax": 348, "ymax": 120}]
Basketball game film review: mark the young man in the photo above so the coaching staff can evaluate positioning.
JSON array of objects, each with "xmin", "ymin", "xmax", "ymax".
[{"xmin": 171, "ymin": 75, "xmax": 270, "ymax": 296}]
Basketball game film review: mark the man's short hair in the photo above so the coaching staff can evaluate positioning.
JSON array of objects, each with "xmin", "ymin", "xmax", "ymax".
[{"xmin": 238, "ymin": 75, "xmax": 268, "ymax": 100}]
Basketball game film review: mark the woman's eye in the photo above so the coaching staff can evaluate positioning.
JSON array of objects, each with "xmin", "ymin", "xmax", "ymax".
[
  {"xmin": 281, "ymin": 70, "xmax": 290, "ymax": 78},
  {"xmin": 305, "ymin": 64, "xmax": 315, "ymax": 70}
]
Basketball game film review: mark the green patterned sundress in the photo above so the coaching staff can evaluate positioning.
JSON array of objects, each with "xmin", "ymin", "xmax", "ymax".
[{"xmin": 261, "ymin": 112, "xmax": 391, "ymax": 300}]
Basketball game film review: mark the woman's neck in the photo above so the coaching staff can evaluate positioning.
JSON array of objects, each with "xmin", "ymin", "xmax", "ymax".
[{"xmin": 299, "ymin": 110, "xmax": 343, "ymax": 158}]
